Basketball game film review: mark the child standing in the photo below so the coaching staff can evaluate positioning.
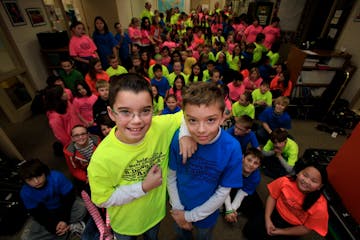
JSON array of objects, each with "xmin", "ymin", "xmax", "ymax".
[
  {"xmin": 73, "ymin": 80, "xmax": 98, "ymax": 129},
  {"xmin": 63, "ymin": 125, "xmax": 101, "ymax": 188},
  {"xmin": 92, "ymin": 80, "xmax": 110, "ymax": 126},
  {"xmin": 162, "ymin": 94, "xmax": 181, "ymax": 115},
  {"xmin": 151, "ymin": 85, "xmax": 164, "ymax": 115},
  {"xmin": 87, "ymin": 74, "xmax": 190, "ymax": 239},
  {"xmin": 227, "ymin": 115, "xmax": 260, "ymax": 153},
  {"xmin": 232, "ymin": 92, "xmax": 255, "ymax": 120},
  {"xmin": 151, "ymin": 64, "xmax": 170, "ymax": 97},
  {"xmin": 19, "ymin": 159, "xmax": 87, "ymax": 239},
  {"xmin": 244, "ymin": 162, "xmax": 329, "ymax": 239},
  {"xmin": 85, "ymin": 58, "xmax": 110, "ymax": 95},
  {"xmin": 58, "ymin": 58, "xmax": 84, "ymax": 92},
  {"xmin": 167, "ymin": 82, "xmax": 243, "ymax": 239},
  {"xmin": 262, "ymin": 128, "xmax": 299, "ymax": 179},
  {"xmin": 68, "ymin": 21, "xmax": 98, "ymax": 76},
  {"xmin": 224, "ymin": 148, "xmax": 263, "ymax": 223}
]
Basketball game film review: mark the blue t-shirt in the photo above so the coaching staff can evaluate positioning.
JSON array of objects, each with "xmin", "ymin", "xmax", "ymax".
[
  {"xmin": 259, "ymin": 107, "xmax": 291, "ymax": 130},
  {"xmin": 162, "ymin": 106, "xmax": 181, "ymax": 115},
  {"xmin": 151, "ymin": 76, "xmax": 170, "ymax": 97},
  {"xmin": 242, "ymin": 169, "xmax": 261, "ymax": 195},
  {"xmin": 227, "ymin": 127, "xmax": 259, "ymax": 153},
  {"xmin": 20, "ymin": 170, "xmax": 73, "ymax": 210},
  {"xmin": 169, "ymin": 130, "xmax": 243, "ymax": 228},
  {"xmin": 92, "ymin": 31, "xmax": 118, "ymax": 69},
  {"xmin": 114, "ymin": 32, "xmax": 132, "ymax": 62}
]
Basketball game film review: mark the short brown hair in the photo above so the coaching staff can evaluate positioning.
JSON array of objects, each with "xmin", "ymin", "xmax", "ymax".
[
  {"xmin": 270, "ymin": 128, "xmax": 288, "ymax": 143},
  {"xmin": 235, "ymin": 115, "xmax": 253, "ymax": 129},
  {"xmin": 182, "ymin": 82, "xmax": 225, "ymax": 112},
  {"xmin": 19, "ymin": 159, "xmax": 50, "ymax": 180},
  {"xmin": 274, "ymin": 96, "xmax": 290, "ymax": 107},
  {"xmin": 96, "ymin": 79, "xmax": 109, "ymax": 90}
]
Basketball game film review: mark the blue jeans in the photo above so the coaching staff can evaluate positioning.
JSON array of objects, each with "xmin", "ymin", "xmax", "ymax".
[
  {"xmin": 175, "ymin": 224, "xmax": 214, "ymax": 240},
  {"xmin": 81, "ymin": 218, "xmax": 100, "ymax": 240},
  {"xmin": 113, "ymin": 222, "xmax": 160, "ymax": 240}
]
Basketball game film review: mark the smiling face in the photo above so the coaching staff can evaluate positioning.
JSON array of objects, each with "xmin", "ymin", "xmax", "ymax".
[
  {"xmin": 184, "ymin": 103, "xmax": 224, "ymax": 145},
  {"xmin": 95, "ymin": 19, "xmax": 105, "ymax": 31},
  {"xmin": 108, "ymin": 90, "xmax": 153, "ymax": 144},
  {"xmin": 61, "ymin": 61, "xmax": 73, "ymax": 73},
  {"xmin": 71, "ymin": 126, "xmax": 89, "ymax": 147},
  {"xmin": 166, "ymin": 96, "xmax": 178, "ymax": 111},
  {"xmin": 243, "ymin": 154, "xmax": 261, "ymax": 176},
  {"xmin": 296, "ymin": 166, "xmax": 323, "ymax": 193}
]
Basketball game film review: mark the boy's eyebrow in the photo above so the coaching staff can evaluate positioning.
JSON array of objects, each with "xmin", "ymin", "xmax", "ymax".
[
  {"xmin": 185, "ymin": 113, "xmax": 219, "ymax": 118},
  {"xmin": 116, "ymin": 105, "xmax": 152, "ymax": 110}
]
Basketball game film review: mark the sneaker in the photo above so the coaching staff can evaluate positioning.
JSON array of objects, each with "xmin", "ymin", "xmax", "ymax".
[{"xmin": 69, "ymin": 221, "xmax": 86, "ymax": 236}]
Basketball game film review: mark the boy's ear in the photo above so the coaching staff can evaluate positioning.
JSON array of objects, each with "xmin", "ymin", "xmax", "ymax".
[{"xmin": 107, "ymin": 106, "xmax": 117, "ymax": 122}]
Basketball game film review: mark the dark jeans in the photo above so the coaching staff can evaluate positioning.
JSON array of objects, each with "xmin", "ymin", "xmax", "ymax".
[
  {"xmin": 262, "ymin": 155, "xmax": 289, "ymax": 179},
  {"xmin": 175, "ymin": 223, "xmax": 215, "ymax": 240},
  {"xmin": 243, "ymin": 208, "xmax": 300, "ymax": 240},
  {"xmin": 113, "ymin": 222, "xmax": 160, "ymax": 240}
]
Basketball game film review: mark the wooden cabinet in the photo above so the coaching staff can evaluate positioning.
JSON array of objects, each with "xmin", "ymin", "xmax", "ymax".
[
  {"xmin": 41, "ymin": 47, "xmax": 69, "ymax": 74},
  {"xmin": 287, "ymin": 45, "xmax": 353, "ymax": 119}
]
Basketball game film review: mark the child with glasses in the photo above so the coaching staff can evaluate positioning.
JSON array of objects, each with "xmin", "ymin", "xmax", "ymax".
[
  {"xmin": 88, "ymin": 73, "xmax": 195, "ymax": 239},
  {"xmin": 63, "ymin": 125, "xmax": 101, "ymax": 191}
]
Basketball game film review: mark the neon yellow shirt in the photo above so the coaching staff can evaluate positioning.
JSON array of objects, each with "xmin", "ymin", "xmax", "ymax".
[
  {"xmin": 106, "ymin": 65, "xmax": 128, "ymax": 77},
  {"xmin": 251, "ymin": 88, "xmax": 272, "ymax": 106},
  {"xmin": 263, "ymin": 138, "xmax": 299, "ymax": 166},
  {"xmin": 88, "ymin": 112, "xmax": 182, "ymax": 235},
  {"xmin": 153, "ymin": 96, "xmax": 164, "ymax": 115},
  {"xmin": 148, "ymin": 64, "xmax": 169, "ymax": 79},
  {"xmin": 232, "ymin": 102, "xmax": 255, "ymax": 119},
  {"xmin": 167, "ymin": 72, "xmax": 188, "ymax": 87}
]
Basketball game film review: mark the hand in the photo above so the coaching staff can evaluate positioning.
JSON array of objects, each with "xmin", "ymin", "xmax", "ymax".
[
  {"xmin": 171, "ymin": 210, "xmax": 192, "ymax": 230},
  {"xmin": 142, "ymin": 164, "xmax": 162, "ymax": 192},
  {"xmin": 265, "ymin": 218, "xmax": 276, "ymax": 236},
  {"xmin": 56, "ymin": 221, "xmax": 69, "ymax": 236},
  {"xmin": 225, "ymin": 212, "xmax": 238, "ymax": 223},
  {"xmin": 179, "ymin": 136, "xmax": 197, "ymax": 164}
]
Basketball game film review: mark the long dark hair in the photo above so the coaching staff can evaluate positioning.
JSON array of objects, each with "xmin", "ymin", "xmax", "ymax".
[
  {"xmin": 89, "ymin": 58, "xmax": 101, "ymax": 82},
  {"xmin": 74, "ymin": 80, "xmax": 92, "ymax": 98},
  {"xmin": 94, "ymin": 16, "xmax": 109, "ymax": 33},
  {"xmin": 44, "ymin": 85, "xmax": 67, "ymax": 114},
  {"xmin": 172, "ymin": 75, "xmax": 185, "ymax": 95},
  {"xmin": 188, "ymin": 63, "xmax": 203, "ymax": 83},
  {"xmin": 282, "ymin": 70, "xmax": 290, "ymax": 89},
  {"xmin": 290, "ymin": 160, "xmax": 328, "ymax": 211}
]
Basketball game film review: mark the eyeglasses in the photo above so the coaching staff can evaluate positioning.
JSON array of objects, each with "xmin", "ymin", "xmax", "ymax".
[
  {"xmin": 72, "ymin": 132, "xmax": 88, "ymax": 139},
  {"xmin": 112, "ymin": 108, "xmax": 153, "ymax": 120}
]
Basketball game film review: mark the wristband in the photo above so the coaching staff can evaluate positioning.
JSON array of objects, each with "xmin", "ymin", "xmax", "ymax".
[{"xmin": 225, "ymin": 210, "xmax": 234, "ymax": 214}]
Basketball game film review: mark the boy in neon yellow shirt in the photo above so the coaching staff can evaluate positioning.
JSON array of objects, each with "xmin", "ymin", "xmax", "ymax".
[{"xmin": 88, "ymin": 73, "xmax": 193, "ymax": 239}]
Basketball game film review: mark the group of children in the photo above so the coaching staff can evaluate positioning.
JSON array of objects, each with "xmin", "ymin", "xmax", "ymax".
[{"xmin": 19, "ymin": 3, "xmax": 330, "ymax": 240}]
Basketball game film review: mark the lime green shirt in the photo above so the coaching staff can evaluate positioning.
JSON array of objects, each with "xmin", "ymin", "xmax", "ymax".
[
  {"xmin": 106, "ymin": 65, "xmax": 128, "ymax": 77},
  {"xmin": 263, "ymin": 138, "xmax": 299, "ymax": 166},
  {"xmin": 232, "ymin": 101, "xmax": 255, "ymax": 119},
  {"xmin": 153, "ymin": 96, "xmax": 164, "ymax": 115},
  {"xmin": 148, "ymin": 65, "xmax": 169, "ymax": 79},
  {"xmin": 167, "ymin": 72, "xmax": 188, "ymax": 87},
  {"xmin": 88, "ymin": 112, "xmax": 183, "ymax": 235},
  {"xmin": 251, "ymin": 88, "xmax": 272, "ymax": 106},
  {"xmin": 252, "ymin": 42, "xmax": 268, "ymax": 64},
  {"xmin": 140, "ymin": 10, "xmax": 154, "ymax": 23},
  {"xmin": 228, "ymin": 55, "xmax": 241, "ymax": 71},
  {"xmin": 267, "ymin": 51, "xmax": 280, "ymax": 66}
]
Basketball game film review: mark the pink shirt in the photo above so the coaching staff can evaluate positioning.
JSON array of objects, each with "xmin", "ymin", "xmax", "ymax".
[
  {"xmin": 47, "ymin": 102, "xmax": 82, "ymax": 146},
  {"xmin": 161, "ymin": 56, "xmax": 171, "ymax": 66},
  {"xmin": 141, "ymin": 29, "xmax": 151, "ymax": 46},
  {"xmin": 128, "ymin": 26, "xmax": 142, "ymax": 45},
  {"xmin": 69, "ymin": 35, "xmax": 97, "ymax": 58},
  {"xmin": 262, "ymin": 25, "xmax": 280, "ymax": 49},
  {"xmin": 64, "ymin": 88, "xmax": 73, "ymax": 103},
  {"xmin": 162, "ymin": 41, "xmax": 179, "ymax": 50},
  {"xmin": 243, "ymin": 76, "xmax": 263, "ymax": 92},
  {"xmin": 244, "ymin": 25, "xmax": 263, "ymax": 43},
  {"xmin": 227, "ymin": 82, "xmax": 245, "ymax": 102},
  {"xmin": 169, "ymin": 88, "xmax": 183, "ymax": 107},
  {"xmin": 73, "ymin": 94, "xmax": 98, "ymax": 123},
  {"xmin": 211, "ymin": 23, "xmax": 223, "ymax": 34}
]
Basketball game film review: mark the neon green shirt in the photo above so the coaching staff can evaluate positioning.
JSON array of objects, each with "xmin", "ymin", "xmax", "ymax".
[
  {"xmin": 148, "ymin": 64, "xmax": 169, "ymax": 79},
  {"xmin": 88, "ymin": 112, "xmax": 183, "ymax": 235},
  {"xmin": 106, "ymin": 65, "xmax": 128, "ymax": 77},
  {"xmin": 232, "ymin": 102, "xmax": 255, "ymax": 119},
  {"xmin": 228, "ymin": 55, "xmax": 241, "ymax": 71},
  {"xmin": 263, "ymin": 138, "xmax": 299, "ymax": 166},
  {"xmin": 153, "ymin": 96, "xmax": 164, "ymax": 115},
  {"xmin": 251, "ymin": 88, "xmax": 272, "ymax": 106},
  {"xmin": 167, "ymin": 72, "xmax": 188, "ymax": 87},
  {"xmin": 252, "ymin": 42, "xmax": 268, "ymax": 64},
  {"xmin": 267, "ymin": 50, "xmax": 280, "ymax": 66}
]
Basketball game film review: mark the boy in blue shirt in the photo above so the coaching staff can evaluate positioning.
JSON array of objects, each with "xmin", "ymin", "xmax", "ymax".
[
  {"xmin": 224, "ymin": 148, "xmax": 263, "ymax": 223},
  {"xmin": 19, "ymin": 159, "xmax": 87, "ymax": 239},
  {"xmin": 151, "ymin": 64, "xmax": 170, "ymax": 98},
  {"xmin": 168, "ymin": 82, "xmax": 243, "ymax": 239},
  {"xmin": 227, "ymin": 115, "xmax": 260, "ymax": 153}
]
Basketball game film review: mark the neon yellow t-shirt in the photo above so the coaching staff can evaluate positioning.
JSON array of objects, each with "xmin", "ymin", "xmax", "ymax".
[
  {"xmin": 148, "ymin": 64, "xmax": 169, "ymax": 79},
  {"xmin": 232, "ymin": 101, "xmax": 255, "ymax": 119},
  {"xmin": 251, "ymin": 88, "xmax": 272, "ymax": 106},
  {"xmin": 153, "ymin": 96, "xmax": 164, "ymax": 115},
  {"xmin": 106, "ymin": 65, "xmax": 128, "ymax": 77},
  {"xmin": 167, "ymin": 72, "xmax": 188, "ymax": 87},
  {"xmin": 88, "ymin": 111, "xmax": 182, "ymax": 235}
]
